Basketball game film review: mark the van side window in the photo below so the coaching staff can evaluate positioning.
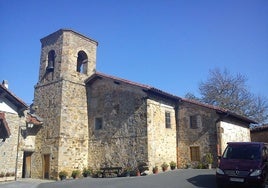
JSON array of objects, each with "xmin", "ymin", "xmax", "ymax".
[{"xmin": 262, "ymin": 147, "xmax": 268, "ymax": 160}]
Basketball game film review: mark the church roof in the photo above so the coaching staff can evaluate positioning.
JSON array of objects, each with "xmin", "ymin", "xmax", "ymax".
[
  {"xmin": 86, "ymin": 72, "xmax": 181, "ymax": 101},
  {"xmin": 41, "ymin": 29, "xmax": 98, "ymax": 46},
  {"xmin": 86, "ymin": 72, "xmax": 257, "ymax": 124}
]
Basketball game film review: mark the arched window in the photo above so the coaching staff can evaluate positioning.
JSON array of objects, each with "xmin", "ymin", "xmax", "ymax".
[
  {"xmin": 47, "ymin": 50, "xmax": 55, "ymax": 72},
  {"xmin": 76, "ymin": 51, "xmax": 88, "ymax": 74}
]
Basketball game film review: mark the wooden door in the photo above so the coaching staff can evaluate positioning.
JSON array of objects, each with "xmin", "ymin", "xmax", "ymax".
[
  {"xmin": 43, "ymin": 154, "xmax": 50, "ymax": 179},
  {"xmin": 22, "ymin": 152, "xmax": 32, "ymax": 178}
]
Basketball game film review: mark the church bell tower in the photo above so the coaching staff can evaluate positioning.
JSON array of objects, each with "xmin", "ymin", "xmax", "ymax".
[{"xmin": 32, "ymin": 29, "xmax": 98, "ymax": 179}]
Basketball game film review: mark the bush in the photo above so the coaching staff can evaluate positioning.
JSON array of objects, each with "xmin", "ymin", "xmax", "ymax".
[
  {"xmin": 137, "ymin": 162, "xmax": 149, "ymax": 174},
  {"xmin": 82, "ymin": 167, "xmax": 92, "ymax": 177},
  {"xmin": 0, "ymin": 172, "xmax": 4, "ymax": 177},
  {"xmin": 161, "ymin": 162, "xmax": 169, "ymax": 171},
  {"xmin": 152, "ymin": 166, "xmax": 158, "ymax": 174},
  {"xmin": 205, "ymin": 153, "xmax": 213, "ymax": 164},
  {"xmin": 71, "ymin": 170, "xmax": 81, "ymax": 179},
  {"xmin": 196, "ymin": 163, "xmax": 206, "ymax": 169},
  {"xmin": 169, "ymin": 161, "xmax": 176, "ymax": 170},
  {"xmin": 59, "ymin": 170, "xmax": 68, "ymax": 180}
]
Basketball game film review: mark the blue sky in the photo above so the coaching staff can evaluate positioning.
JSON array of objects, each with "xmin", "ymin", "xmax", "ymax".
[{"xmin": 0, "ymin": 0, "xmax": 267, "ymax": 105}]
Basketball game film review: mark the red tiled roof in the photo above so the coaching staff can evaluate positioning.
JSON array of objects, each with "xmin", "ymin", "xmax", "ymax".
[
  {"xmin": 251, "ymin": 124, "xmax": 268, "ymax": 132},
  {"xmin": 86, "ymin": 72, "xmax": 256, "ymax": 124},
  {"xmin": 86, "ymin": 72, "xmax": 180, "ymax": 101},
  {"xmin": 181, "ymin": 98, "xmax": 257, "ymax": 124},
  {"xmin": 26, "ymin": 113, "xmax": 43, "ymax": 126}
]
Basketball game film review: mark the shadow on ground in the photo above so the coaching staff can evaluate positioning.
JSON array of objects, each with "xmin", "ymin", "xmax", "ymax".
[{"xmin": 187, "ymin": 174, "xmax": 217, "ymax": 188}]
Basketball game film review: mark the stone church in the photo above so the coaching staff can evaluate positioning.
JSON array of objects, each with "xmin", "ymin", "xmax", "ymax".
[{"xmin": 0, "ymin": 29, "xmax": 256, "ymax": 180}]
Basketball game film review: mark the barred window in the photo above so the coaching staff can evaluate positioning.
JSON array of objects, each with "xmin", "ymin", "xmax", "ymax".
[
  {"xmin": 190, "ymin": 115, "xmax": 202, "ymax": 129},
  {"xmin": 165, "ymin": 111, "xmax": 171, "ymax": 128}
]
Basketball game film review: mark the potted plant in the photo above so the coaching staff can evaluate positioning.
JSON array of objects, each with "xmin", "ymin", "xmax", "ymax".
[
  {"xmin": 135, "ymin": 168, "xmax": 141, "ymax": 176},
  {"xmin": 59, "ymin": 170, "xmax": 68, "ymax": 181},
  {"xmin": 205, "ymin": 153, "xmax": 213, "ymax": 169},
  {"xmin": 169, "ymin": 161, "xmax": 176, "ymax": 170},
  {"xmin": 152, "ymin": 166, "xmax": 158, "ymax": 174},
  {"xmin": 137, "ymin": 162, "xmax": 149, "ymax": 175},
  {"xmin": 0, "ymin": 172, "xmax": 4, "ymax": 178},
  {"xmin": 161, "ymin": 162, "xmax": 169, "ymax": 172},
  {"xmin": 123, "ymin": 166, "xmax": 132, "ymax": 177},
  {"xmin": 71, "ymin": 170, "xmax": 81, "ymax": 179},
  {"xmin": 82, "ymin": 167, "xmax": 92, "ymax": 177}
]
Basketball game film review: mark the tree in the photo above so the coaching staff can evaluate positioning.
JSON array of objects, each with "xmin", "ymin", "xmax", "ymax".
[{"xmin": 192, "ymin": 68, "xmax": 268, "ymax": 124}]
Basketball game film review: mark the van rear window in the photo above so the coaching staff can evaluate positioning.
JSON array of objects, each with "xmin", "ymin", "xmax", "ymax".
[{"xmin": 223, "ymin": 144, "xmax": 261, "ymax": 160}]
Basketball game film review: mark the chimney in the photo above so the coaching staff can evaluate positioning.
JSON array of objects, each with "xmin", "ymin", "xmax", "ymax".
[{"xmin": 2, "ymin": 80, "xmax": 8, "ymax": 89}]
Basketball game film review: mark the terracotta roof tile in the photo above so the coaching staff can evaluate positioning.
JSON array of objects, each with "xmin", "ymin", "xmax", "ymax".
[
  {"xmin": 251, "ymin": 124, "xmax": 268, "ymax": 132},
  {"xmin": 26, "ymin": 113, "xmax": 43, "ymax": 126}
]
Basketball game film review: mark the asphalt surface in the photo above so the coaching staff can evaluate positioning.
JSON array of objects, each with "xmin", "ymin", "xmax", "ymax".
[{"xmin": 0, "ymin": 169, "xmax": 216, "ymax": 188}]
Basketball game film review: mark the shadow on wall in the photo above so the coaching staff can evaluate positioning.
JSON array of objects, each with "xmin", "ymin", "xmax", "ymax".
[{"xmin": 187, "ymin": 174, "xmax": 217, "ymax": 188}]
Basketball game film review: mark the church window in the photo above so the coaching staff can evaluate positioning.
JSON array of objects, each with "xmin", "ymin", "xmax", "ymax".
[
  {"xmin": 190, "ymin": 146, "xmax": 200, "ymax": 161},
  {"xmin": 46, "ymin": 50, "xmax": 55, "ymax": 72},
  {"xmin": 76, "ymin": 51, "xmax": 88, "ymax": 74},
  {"xmin": 165, "ymin": 111, "xmax": 171, "ymax": 128},
  {"xmin": 95, "ymin": 117, "xmax": 103, "ymax": 130}
]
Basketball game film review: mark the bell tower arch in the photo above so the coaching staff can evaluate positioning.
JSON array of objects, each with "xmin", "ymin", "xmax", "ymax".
[{"xmin": 32, "ymin": 29, "xmax": 98, "ymax": 179}]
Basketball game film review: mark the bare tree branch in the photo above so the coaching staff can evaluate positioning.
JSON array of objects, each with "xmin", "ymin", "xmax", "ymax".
[{"xmin": 198, "ymin": 68, "xmax": 268, "ymax": 124}]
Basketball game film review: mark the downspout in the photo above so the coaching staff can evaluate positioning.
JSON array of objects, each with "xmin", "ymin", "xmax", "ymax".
[{"xmin": 175, "ymin": 99, "xmax": 182, "ymax": 168}]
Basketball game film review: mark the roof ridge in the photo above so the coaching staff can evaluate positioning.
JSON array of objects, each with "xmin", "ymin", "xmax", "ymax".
[{"xmin": 0, "ymin": 84, "xmax": 28, "ymax": 108}]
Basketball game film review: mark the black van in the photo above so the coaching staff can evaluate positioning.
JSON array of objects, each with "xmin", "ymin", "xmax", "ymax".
[{"xmin": 216, "ymin": 142, "xmax": 268, "ymax": 188}]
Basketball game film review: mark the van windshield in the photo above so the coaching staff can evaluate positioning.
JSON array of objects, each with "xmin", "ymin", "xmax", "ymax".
[{"xmin": 223, "ymin": 144, "xmax": 261, "ymax": 160}]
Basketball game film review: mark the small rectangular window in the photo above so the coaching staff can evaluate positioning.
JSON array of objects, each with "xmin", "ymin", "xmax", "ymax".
[
  {"xmin": 190, "ymin": 146, "xmax": 200, "ymax": 161},
  {"xmin": 95, "ymin": 117, "xmax": 103, "ymax": 130},
  {"xmin": 190, "ymin": 115, "xmax": 197, "ymax": 129},
  {"xmin": 165, "ymin": 111, "xmax": 171, "ymax": 128},
  {"xmin": 190, "ymin": 115, "xmax": 202, "ymax": 129}
]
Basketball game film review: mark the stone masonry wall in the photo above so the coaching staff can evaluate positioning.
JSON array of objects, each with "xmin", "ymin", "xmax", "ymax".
[
  {"xmin": 0, "ymin": 112, "xmax": 26, "ymax": 178},
  {"xmin": 87, "ymin": 78, "xmax": 148, "ymax": 170},
  {"xmin": 219, "ymin": 121, "xmax": 250, "ymax": 154},
  {"xmin": 251, "ymin": 129, "xmax": 268, "ymax": 143},
  {"xmin": 58, "ymin": 80, "xmax": 89, "ymax": 174},
  {"xmin": 33, "ymin": 30, "xmax": 97, "ymax": 179},
  {"xmin": 177, "ymin": 102, "xmax": 218, "ymax": 168},
  {"xmin": 32, "ymin": 81, "xmax": 62, "ymax": 179},
  {"xmin": 147, "ymin": 99, "xmax": 177, "ymax": 172}
]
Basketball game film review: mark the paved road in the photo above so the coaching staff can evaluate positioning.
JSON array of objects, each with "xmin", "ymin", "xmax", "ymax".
[{"xmin": 0, "ymin": 169, "xmax": 216, "ymax": 188}]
